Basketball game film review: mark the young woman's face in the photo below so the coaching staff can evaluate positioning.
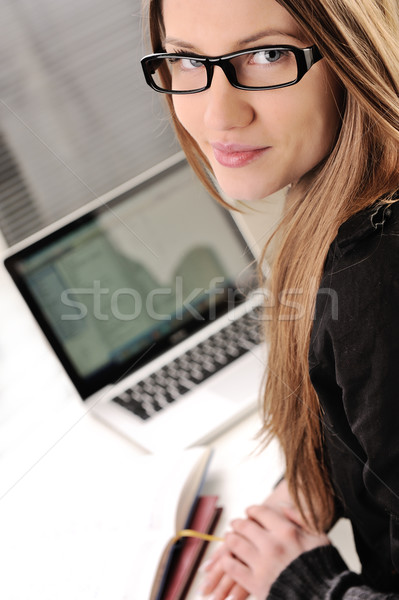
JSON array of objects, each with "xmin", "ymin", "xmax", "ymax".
[{"xmin": 162, "ymin": 0, "xmax": 343, "ymax": 201}]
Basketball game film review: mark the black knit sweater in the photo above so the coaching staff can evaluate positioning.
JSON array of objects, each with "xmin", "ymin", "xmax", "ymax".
[{"xmin": 269, "ymin": 199, "xmax": 399, "ymax": 598}]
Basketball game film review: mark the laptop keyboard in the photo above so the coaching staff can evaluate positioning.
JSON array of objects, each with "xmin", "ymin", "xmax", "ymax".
[{"xmin": 112, "ymin": 307, "xmax": 262, "ymax": 421}]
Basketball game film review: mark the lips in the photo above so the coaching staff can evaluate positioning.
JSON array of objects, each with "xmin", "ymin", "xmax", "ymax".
[{"xmin": 211, "ymin": 142, "xmax": 270, "ymax": 168}]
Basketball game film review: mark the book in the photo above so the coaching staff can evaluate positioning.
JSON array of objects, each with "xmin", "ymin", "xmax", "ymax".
[
  {"xmin": 160, "ymin": 495, "xmax": 222, "ymax": 600},
  {"xmin": 131, "ymin": 446, "xmax": 218, "ymax": 600}
]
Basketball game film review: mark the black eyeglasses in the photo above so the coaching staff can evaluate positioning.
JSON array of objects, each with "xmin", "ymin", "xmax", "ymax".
[{"xmin": 141, "ymin": 45, "xmax": 322, "ymax": 94}]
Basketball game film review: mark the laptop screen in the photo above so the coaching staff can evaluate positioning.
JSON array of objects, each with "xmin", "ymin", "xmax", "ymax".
[{"xmin": 4, "ymin": 158, "xmax": 256, "ymax": 398}]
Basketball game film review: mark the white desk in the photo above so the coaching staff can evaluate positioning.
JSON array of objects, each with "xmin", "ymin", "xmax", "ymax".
[{"xmin": 0, "ymin": 261, "xmax": 358, "ymax": 600}]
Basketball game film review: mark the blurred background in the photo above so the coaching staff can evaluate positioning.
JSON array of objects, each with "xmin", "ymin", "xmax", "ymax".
[{"xmin": 0, "ymin": 0, "xmax": 179, "ymax": 248}]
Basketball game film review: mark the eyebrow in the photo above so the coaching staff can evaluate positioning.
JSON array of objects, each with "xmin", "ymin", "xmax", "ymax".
[
  {"xmin": 164, "ymin": 29, "xmax": 304, "ymax": 50},
  {"xmin": 240, "ymin": 29, "xmax": 303, "ymax": 45}
]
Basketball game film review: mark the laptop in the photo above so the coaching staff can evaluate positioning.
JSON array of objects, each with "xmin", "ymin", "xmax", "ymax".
[{"xmin": 4, "ymin": 153, "xmax": 267, "ymax": 452}]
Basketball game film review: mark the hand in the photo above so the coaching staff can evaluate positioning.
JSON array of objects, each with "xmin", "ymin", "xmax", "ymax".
[
  {"xmin": 197, "ymin": 479, "xmax": 295, "ymax": 600},
  {"xmin": 199, "ymin": 543, "xmax": 250, "ymax": 600},
  {"xmin": 198, "ymin": 480, "xmax": 328, "ymax": 600},
  {"xmin": 219, "ymin": 504, "xmax": 330, "ymax": 600}
]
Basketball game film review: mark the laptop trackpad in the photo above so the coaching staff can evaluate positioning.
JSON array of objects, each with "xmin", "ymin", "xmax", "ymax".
[{"xmin": 207, "ymin": 347, "xmax": 266, "ymax": 402}]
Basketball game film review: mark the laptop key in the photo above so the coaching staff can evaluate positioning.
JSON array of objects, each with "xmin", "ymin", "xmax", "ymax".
[{"xmin": 113, "ymin": 395, "xmax": 150, "ymax": 420}]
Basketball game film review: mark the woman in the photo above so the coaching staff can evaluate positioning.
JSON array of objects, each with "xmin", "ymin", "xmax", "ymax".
[{"xmin": 141, "ymin": 0, "xmax": 399, "ymax": 598}]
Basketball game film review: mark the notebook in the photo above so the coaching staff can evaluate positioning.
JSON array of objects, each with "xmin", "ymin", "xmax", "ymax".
[{"xmin": 4, "ymin": 153, "xmax": 267, "ymax": 452}]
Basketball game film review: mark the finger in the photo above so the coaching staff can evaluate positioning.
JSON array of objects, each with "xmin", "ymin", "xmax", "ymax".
[
  {"xmin": 228, "ymin": 518, "xmax": 270, "ymax": 556},
  {"xmin": 231, "ymin": 517, "xmax": 266, "ymax": 538},
  {"xmin": 199, "ymin": 561, "xmax": 225, "ymax": 595},
  {"xmin": 226, "ymin": 582, "xmax": 250, "ymax": 600},
  {"xmin": 246, "ymin": 503, "xmax": 300, "ymax": 530},
  {"xmin": 224, "ymin": 530, "xmax": 257, "ymax": 567},
  {"xmin": 220, "ymin": 552, "xmax": 253, "ymax": 594},
  {"xmin": 201, "ymin": 572, "xmax": 235, "ymax": 600},
  {"xmin": 246, "ymin": 504, "xmax": 330, "ymax": 553},
  {"xmin": 199, "ymin": 546, "xmax": 231, "ymax": 595},
  {"xmin": 199, "ymin": 544, "xmax": 226, "ymax": 573},
  {"xmin": 246, "ymin": 504, "xmax": 310, "ymax": 550}
]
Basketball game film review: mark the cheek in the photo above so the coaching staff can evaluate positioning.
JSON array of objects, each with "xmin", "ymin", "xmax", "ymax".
[
  {"xmin": 307, "ymin": 73, "xmax": 343, "ymax": 153},
  {"xmin": 312, "ymin": 95, "xmax": 342, "ymax": 160},
  {"xmin": 281, "ymin": 80, "xmax": 342, "ymax": 160},
  {"xmin": 173, "ymin": 97, "xmax": 201, "ymax": 137}
]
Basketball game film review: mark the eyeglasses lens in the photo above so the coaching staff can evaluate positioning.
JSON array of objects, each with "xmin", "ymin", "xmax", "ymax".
[
  {"xmin": 146, "ymin": 56, "xmax": 206, "ymax": 92},
  {"xmin": 231, "ymin": 49, "xmax": 297, "ymax": 88}
]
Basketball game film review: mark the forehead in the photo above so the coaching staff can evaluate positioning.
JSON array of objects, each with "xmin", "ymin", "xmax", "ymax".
[{"xmin": 161, "ymin": 0, "xmax": 307, "ymax": 53}]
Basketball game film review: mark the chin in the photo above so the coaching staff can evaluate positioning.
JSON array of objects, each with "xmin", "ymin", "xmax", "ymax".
[
  {"xmin": 211, "ymin": 166, "xmax": 284, "ymax": 203},
  {"xmin": 218, "ymin": 180, "xmax": 280, "ymax": 203}
]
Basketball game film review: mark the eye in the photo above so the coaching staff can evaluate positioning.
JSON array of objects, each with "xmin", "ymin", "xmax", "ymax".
[
  {"xmin": 167, "ymin": 55, "xmax": 204, "ymax": 70},
  {"xmin": 180, "ymin": 57, "xmax": 204, "ymax": 70},
  {"xmin": 251, "ymin": 49, "xmax": 283, "ymax": 65}
]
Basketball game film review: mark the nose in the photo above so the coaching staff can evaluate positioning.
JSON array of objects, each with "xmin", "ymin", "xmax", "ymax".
[{"xmin": 203, "ymin": 65, "xmax": 255, "ymax": 131}]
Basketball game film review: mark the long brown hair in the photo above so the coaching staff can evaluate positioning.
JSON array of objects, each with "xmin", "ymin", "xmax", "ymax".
[{"xmin": 144, "ymin": 0, "xmax": 399, "ymax": 530}]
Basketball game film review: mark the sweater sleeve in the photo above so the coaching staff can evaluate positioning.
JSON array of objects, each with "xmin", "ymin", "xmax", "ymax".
[{"xmin": 267, "ymin": 546, "xmax": 399, "ymax": 600}]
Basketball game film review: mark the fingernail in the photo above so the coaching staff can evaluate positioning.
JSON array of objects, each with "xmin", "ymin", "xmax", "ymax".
[{"xmin": 198, "ymin": 558, "xmax": 213, "ymax": 572}]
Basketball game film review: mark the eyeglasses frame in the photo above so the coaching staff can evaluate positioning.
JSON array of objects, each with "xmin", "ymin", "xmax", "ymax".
[{"xmin": 141, "ymin": 44, "xmax": 323, "ymax": 94}]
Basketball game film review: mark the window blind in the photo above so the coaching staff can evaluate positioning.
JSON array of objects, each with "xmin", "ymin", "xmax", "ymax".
[{"xmin": 0, "ymin": 0, "xmax": 179, "ymax": 246}]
